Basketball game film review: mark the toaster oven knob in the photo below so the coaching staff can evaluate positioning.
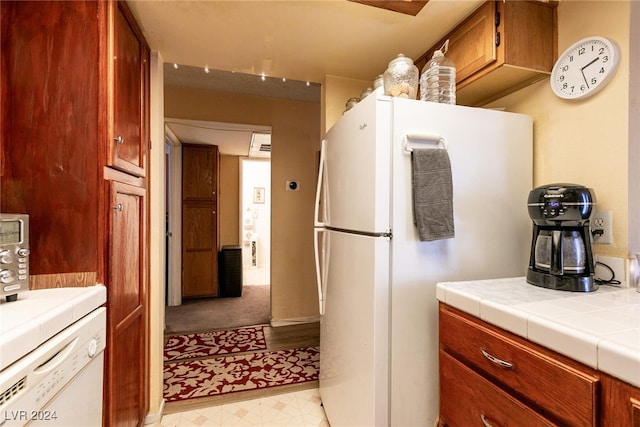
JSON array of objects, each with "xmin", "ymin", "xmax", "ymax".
[
  {"xmin": 17, "ymin": 248, "xmax": 30, "ymax": 257},
  {"xmin": 0, "ymin": 269, "xmax": 16, "ymax": 284},
  {"xmin": 0, "ymin": 250, "xmax": 14, "ymax": 264}
]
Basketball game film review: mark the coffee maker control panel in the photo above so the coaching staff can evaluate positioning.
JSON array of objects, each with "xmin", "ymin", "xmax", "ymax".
[
  {"xmin": 541, "ymin": 198, "xmax": 567, "ymax": 218},
  {"xmin": 528, "ymin": 183, "xmax": 595, "ymax": 224}
]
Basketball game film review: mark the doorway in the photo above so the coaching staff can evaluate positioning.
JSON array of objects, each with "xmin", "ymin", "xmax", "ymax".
[
  {"xmin": 240, "ymin": 158, "xmax": 271, "ymax": 286},
  {"xmin": 164, "ymin": 121, "xmax": 273, "ymax": 332}
]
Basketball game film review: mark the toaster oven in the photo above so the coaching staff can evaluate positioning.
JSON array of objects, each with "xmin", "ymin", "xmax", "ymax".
[{"xmin": 0, "ymin": 214, "xmax": 29, "ymax": 302}]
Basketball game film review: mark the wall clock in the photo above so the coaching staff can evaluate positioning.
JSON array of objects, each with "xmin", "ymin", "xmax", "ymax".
[{"xmin": 550, "ymin": 36, "xmax": 620, "ymax": 100}]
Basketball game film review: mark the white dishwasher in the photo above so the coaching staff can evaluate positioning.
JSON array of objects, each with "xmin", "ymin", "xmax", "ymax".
[{"xmin": 0, "ymin": 286, "xmax": 106, "ymax": 427}]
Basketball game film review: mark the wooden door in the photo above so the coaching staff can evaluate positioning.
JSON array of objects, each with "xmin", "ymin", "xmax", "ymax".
[
  {"xmin": 106, "ymin": 181, "xmax": 147, "ymax": 426},
  {"xmin": 109, "ymin": 0, "xmax": 148, "ymax": 178},
  {"xmin": 182, "ymin": 144, "xmax": 219, "ymax": 298}
]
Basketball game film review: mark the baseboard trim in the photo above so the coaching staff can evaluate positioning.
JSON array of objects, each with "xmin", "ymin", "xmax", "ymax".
[
  {"xmin": 270, "ymin": 316, "xmax": 321, "ymax": 327},
  {"xmin": 145, "ymin": 398, "xmax": 165, "ymax": 425}
]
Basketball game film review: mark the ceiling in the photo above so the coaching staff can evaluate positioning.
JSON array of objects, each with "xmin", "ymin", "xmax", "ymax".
[{"xmin": 127, "ymin": 0, "xmax": 484, "ymax": 155}]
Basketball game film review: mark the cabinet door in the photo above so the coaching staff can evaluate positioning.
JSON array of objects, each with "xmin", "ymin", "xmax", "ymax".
[
  {"xmin": 446, "ymin": 1, "xmax": 497, "ymax": 83},
  {"xmin": 440, "ymin": 351, "xmax": 556, "ymax": 426},
  {"xmin": 182, "ymin": 144, "xmax": 219, "ymax": 297},
  {"xmin": 106, "ymin": 181, "xmax": 147, "ymax": 426},
  {"xmin": 109, "ymin": 1, "xmax": 148, "ymax": 177},
  {"xmin": 182, "ymin": 144, "xmax": 218, "ymax": 201},
  {"xmin": 601, "ymin": 374, "xmax": 640, "ymax": 427}
]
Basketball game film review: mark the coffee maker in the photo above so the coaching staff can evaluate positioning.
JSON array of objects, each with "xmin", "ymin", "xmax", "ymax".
[{"xmin": 526, "ymin": 184, "xmax": 597, "ymax": 292}]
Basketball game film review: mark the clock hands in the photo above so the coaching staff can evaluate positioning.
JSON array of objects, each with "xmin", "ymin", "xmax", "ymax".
[{"xmin": 580, "ymin": 57, "xmax": 600, "ymax": 89}]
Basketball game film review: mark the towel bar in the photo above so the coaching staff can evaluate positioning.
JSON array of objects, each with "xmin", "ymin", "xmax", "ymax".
[{"xmin": 403, "ymin": 133, "xmax": 448, "ymax": 153}]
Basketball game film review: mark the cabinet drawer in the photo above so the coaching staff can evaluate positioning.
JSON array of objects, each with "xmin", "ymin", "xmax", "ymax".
[
  {"xmin": 439, "ymin": 305, "xmax": 598, "ymax": 426},
  {"xmin": 440, "ymin": 350, "xmax": 555, "ymax": 426}
]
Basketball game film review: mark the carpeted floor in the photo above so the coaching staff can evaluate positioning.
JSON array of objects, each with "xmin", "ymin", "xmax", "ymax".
[{"xmin": 165, "ymin": 284, "xmax": 271, "ymax": 335}]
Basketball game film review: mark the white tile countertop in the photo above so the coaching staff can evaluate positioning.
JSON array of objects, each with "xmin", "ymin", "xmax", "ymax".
[
  {"xmin": 436, "ymin": 277, "xmax": 640, "ymax": 388},
  {"xmin": 0, "ymin": 285, "xmax": 106, "ymax": 370}
]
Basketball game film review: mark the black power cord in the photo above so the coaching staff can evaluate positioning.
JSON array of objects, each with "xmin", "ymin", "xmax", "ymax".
[{"xmin": 595, "ymin": 261, "xmax": 622, "ymax": 286}]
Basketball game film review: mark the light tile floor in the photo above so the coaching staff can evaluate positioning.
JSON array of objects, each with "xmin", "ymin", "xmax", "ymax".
[{"xmin": 158, "ymin": 388, "xmax": 330, "ymax": 427}]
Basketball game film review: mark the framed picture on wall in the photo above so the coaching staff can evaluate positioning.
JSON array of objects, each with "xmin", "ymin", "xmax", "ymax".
[{"xmin": 254, "ymin": 187, "xmax": 265, "ymax": 204}]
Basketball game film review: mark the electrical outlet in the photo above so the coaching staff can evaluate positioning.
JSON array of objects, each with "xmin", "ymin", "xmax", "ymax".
[{"xmin": 592, "ymin": 210, "xmax": 613, "ymax": 244}]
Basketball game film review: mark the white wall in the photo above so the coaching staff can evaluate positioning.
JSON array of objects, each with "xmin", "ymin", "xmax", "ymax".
[{"xmin": 241, "ymin": 159, "xmax": 271, "ymax": 282}]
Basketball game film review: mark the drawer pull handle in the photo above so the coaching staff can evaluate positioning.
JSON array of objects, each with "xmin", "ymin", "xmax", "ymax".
[
  {"xmin": 481, "ymin": 414, "xmax": 493, "ymax": 427},
  {"xmin": 481, "ymin": 349, "xmax": 513, "ymax": 369}
]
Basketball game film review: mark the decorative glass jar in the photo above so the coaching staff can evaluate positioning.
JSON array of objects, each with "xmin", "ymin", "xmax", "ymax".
[
  {"xmin": 360, "ymin": 87, "xmax": 373, "ymax": 99},
  {"xmin": 383, "ymin": 54, "xmax": 418, "ymax": 99},
  {"xmin": 345, "ymin": 97, "xmax": 360, "ymax": 112},
  {"xmin": 373, "ymin": 74, "xmax": 384, "ymax": 91}
]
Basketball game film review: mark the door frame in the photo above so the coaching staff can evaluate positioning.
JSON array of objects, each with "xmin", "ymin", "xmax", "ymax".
[
  {"xmin": 166, "ymin": 137, "xmax": 182, "ymax": 306},
  {"xmin": 165, "ymin": 123, "xmax": 272, "ymax": 306}
]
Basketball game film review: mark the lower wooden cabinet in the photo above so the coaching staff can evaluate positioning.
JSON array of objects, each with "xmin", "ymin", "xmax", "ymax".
[
  {"xmin": 601, "ymin": 372, "xmax": 640, "ymax": 427},
  {"xmin": 440, "ymin": 350, "xmax": 556, "ymax": 426},
  {"xmin": 439, "ymin": 304, "xmax": 598, "ymax": 426},
  {"xmin": 106, "ymin": 180, "xmax": 148, "ymax": 426},
  {"xmin": 438, "ymin": 304, "xmax": 640, "ymax": 427}
]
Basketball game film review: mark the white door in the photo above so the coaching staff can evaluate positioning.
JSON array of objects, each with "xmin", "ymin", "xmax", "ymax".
[
  {"xmin": 319, "ymin": 229, "xmax": 390, "ymax": 427},
  {"xmin": 322, "ymin": 94, "xmax": 392, "ymax": 234}
]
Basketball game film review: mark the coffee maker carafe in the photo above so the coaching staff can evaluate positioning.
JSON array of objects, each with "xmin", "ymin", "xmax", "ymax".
[{"xmin": 526, "ymin": 184, "xmax": 597, "ymax": 292}]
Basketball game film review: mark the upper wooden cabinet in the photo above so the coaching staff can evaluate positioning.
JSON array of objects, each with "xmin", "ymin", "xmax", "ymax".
[
  {"xmin": 109, "ymin": 1, "xmax": 150, "ymax": 178},
  {"xmin": 416, "ymin": 1, "xmax": 557, "ymax": 106}
]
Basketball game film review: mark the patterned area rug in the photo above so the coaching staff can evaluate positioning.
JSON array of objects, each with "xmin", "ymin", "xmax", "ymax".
[
  {"xmin": 163, "ymin": 347, "xmax": 320, "ymax": 402},
  {"xmin": 164, "ymin": 326, "xmax": 266, "ymax": 362}
]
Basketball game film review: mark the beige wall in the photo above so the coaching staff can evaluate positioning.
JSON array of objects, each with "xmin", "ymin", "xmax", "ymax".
[
  {"xmin": 219, "ymin": 154, "xmax": 241, "ymax": 247},
  {"xmin": 485, "ymin": 1, "xmax": 638, "ymax": 262},
  {"xmin": 147, "ymin": 51, "xmax": 165, "ymax": 422},
  {"xmin": 164, "ymin": 86, "xmax": 321, "ymax": 323},
  {"xmin": 322, "ymin": 74, "xmax": 371, "ymax": 134}
]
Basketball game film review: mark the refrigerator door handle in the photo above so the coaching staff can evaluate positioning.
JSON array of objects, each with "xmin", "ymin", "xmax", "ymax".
[
  {"xmin": 403, "ymin": 133, "xmax": 447, "ymax": 153},
  {"xmin": 314, "ymin": 228, "xmax": 328, "ymax": 315},
  {"xmin": 314, "ymin": 138, "xmax": 328, "ymax": 227}
]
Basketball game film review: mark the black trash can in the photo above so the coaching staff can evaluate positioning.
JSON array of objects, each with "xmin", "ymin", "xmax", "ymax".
[{"xmin": 218, "ymin": 245, "xmax": 243, "ymax": 297}]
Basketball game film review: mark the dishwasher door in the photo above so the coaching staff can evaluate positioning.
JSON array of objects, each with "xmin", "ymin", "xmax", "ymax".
[
  {"xmin": 0, "ymin": 308, "xmax": 106, "ymax": 427},
  {"xmin": 29, "ymin": 353, "xmax": 104, "ymax": 426}
]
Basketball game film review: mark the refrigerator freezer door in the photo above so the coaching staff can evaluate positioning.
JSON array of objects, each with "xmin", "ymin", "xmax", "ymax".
[
  {"xmin": 319, "ymin": 230, "xmax": 390, "ymax": 427},
  {"xmin": 322, "ymin": 94, "xmax": 392, "ymax": 234}
]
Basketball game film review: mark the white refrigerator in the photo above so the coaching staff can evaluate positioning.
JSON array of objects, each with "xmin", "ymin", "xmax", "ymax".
[{"xmin": 314, "ymin": 92, "xmax": 533, "ymax": 426}]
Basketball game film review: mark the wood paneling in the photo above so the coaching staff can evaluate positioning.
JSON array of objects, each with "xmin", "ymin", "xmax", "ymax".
[
  {"xmin": 30, "ymin": 272, "xmax": 98, "ymax": 289},
  {"xmin": 348, "ymin": 0, "xmax": 428, "ymax": 16},
  {"xmin": 0, "ymin": 0, "xmax": 102, "ymax": 275}
]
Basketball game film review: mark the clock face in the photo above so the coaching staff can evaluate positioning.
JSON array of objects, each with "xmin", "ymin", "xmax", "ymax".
[{"xmin": 550, "ymin": 36, "xmax": 620, "ymax": 100}]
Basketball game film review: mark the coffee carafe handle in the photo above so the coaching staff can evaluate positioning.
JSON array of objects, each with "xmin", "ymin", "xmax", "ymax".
[{"xmin": 551, "ymin": 230, "xmax": 564, "ymax": 275}]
